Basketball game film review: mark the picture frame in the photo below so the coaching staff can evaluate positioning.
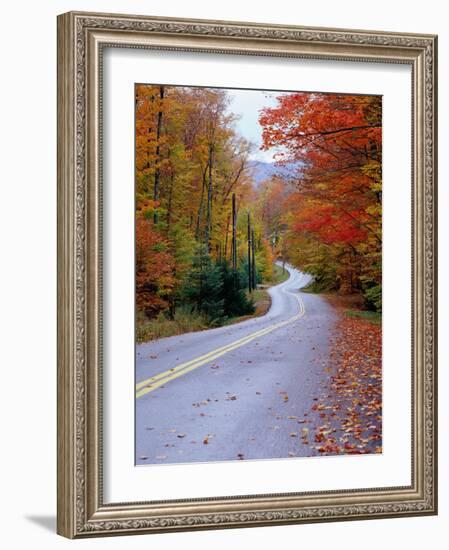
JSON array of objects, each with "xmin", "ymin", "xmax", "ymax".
[{"xmin": 57, "ymin": 11, "xmax": 438, "ymax": 538}]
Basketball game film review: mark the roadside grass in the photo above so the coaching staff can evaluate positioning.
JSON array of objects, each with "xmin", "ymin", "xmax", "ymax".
[
  {"xmin": 251, "ymin": 288, "xmax": 270, "ymax": 309},
  {"xmin": 323, "ymin": 292, "xmax": 381, "ymax": 326},
  {"xmin": 137, "ymin": 263, "xmax": 287, "ymax": 343},
  {"xmin": 137, "ymin": 289, "xmax": 272, "ymax": 341},
  {"xmin": 136, "ymin": 308, "xmax": 209, "ymax": 343},
  {"xmin": 225, "ymin": 288, "xmax": 271, "ymax": 326},
  {"xmin": 300, "ymin": 279, "xmax": 335, "ymax": 294},
  {"xmin": 272, "ymin": 263, "xmax": 290, "ymax": 284},
  {"xmin": 344, "ymin": 309, "xmax": 382, "ymax": 325}
]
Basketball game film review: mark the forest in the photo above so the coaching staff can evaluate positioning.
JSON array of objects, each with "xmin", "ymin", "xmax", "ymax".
[{"xmin": 135, "ymin": 84, "xmax": 382, "ymax": 341}]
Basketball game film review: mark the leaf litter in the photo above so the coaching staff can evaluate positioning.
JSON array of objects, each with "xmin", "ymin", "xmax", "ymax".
[{"xmin": 297, "ymin": 314, "xmax": 382, "ymax": 456}]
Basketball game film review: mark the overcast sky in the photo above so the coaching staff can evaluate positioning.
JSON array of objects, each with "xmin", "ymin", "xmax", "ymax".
[{"xmin": 226, "ymin": 88, "xmax": 282, "ymax": 163}]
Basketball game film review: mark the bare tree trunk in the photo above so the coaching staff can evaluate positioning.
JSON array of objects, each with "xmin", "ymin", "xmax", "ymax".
[
  {"xmin": 144, "ymin": 92, "xmax": 154, "ymax": 196},
  {"xmin": 205, "ymin": 144, "xmax": 213, "ymax": 251},
  {"xmin": 153, "ymin": 85, "xmax": 165, "ymax": 224},
  {"xmin": 232, "ymin": 193, "xmax": 237, "ymax": 271},
  {"xmin": 251, "ymin": 229, "xmax": 257, "ymax": 289},
  {"xmin": 224, "ymin": 213, "xmax": 230, "ymax": 261},
  {"xmin": 247, "ymin": 212, "xmax": 252, "ymax": 291},
  {"xmin": 195, "ymin": 163, "xmax": 208, "ymax": 241}
]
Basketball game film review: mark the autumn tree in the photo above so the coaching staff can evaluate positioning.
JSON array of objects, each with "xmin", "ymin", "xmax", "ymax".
[
  {"xmin": 259, "ymin": 92, "xmax": 382, "ymax": 308},
  {"xmin": 135, "ymin": 84, "xmax": 266, "ymax": 328},
  {"xmin": 135, "ymin": 215, "xmax": 175, "ymax": 317}
]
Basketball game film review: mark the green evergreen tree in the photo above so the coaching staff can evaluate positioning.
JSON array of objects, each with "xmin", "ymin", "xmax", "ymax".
[
  {"xmin": 218, "ymin": 260, "xmax": 255, "ymax": 318},
  {"xmin": 240, "ymin": 258, "xmax": 262, "ymax": 287},
  {"xmin": 181, "ymin": 244, "xmax": 224, "ymax": 323}
]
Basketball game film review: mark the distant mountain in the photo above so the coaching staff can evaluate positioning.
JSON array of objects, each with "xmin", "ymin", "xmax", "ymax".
[{"xmin": 248, "ymin": 160, "xmax": 301, "ymax": 188}]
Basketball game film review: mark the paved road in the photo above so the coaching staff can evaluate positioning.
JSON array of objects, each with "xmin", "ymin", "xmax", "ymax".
[{"xmin": 135, "ymin": 264, "xmax": 338, "ymax": 465}]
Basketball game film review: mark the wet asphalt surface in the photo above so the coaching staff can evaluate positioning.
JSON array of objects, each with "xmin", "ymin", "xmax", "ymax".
[{"xmin": 135, "ymin": 265, "xmax": 338, "ymax": 465}]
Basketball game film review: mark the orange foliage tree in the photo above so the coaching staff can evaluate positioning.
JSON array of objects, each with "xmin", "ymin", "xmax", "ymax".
[
  {"xmin": 135, "ymin": 215, "xmax": 175, "ymax": 317},
  {"xmin": 259, "ymin": 93, "xmax": 382, "ymax": 305},
  {"xmin": 135, "ymin": 84, "xmax": 268, "ymax": 324}
]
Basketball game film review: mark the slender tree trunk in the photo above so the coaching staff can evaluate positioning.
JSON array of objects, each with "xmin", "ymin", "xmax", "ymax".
[
  {"xmin": 153, "ymin": 85, "xmax": 165, "ymax": 224},
  {"xmin": 224, "ymin": 213, "xmax": 230, "ymax": 261},
  {"xmin": 232, "ymin": 193, "xmax": 237, "ymax": 271},
  {"xmin": 247, "ymin": 212, "xmax": 252, "ymax": 291},
  {"xmin": 205, "ymin": 144, "xmax": 213, "ymax": 251},
  {"xmin": 144, "ymin": 94, "xmax": 154, "ymax": 196},
  {"xmin": 195, "ymin": 163, "xmax": 208, "ymax": 241},
  {"xmin": 251, "ymin": 229, "xmax": 257, "ymax": 289}
]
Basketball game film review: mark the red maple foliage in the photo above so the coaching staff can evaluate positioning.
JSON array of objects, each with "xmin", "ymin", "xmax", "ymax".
[
  {"xmin": 259, "ymin": 93, "xmax": 382, "ymax": 295},
  {"xmin": 136, "ymin": 216, "xmax": 175, "ymax": 317}
]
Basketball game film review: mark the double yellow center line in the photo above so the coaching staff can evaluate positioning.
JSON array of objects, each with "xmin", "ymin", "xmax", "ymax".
[{"xmin": 136, "ymin": 290, "xmax": 305, "ymax": 399}]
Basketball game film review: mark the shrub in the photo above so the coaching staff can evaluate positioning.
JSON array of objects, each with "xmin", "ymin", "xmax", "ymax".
[{"xmin": 363, "ymin": 284, "xmax": 382, "ymax": 312}]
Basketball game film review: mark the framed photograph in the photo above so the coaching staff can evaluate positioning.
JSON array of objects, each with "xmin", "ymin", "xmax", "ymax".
[{"xmin": 57, "ymin": 11, "xmax": 438, "ymax": 538}]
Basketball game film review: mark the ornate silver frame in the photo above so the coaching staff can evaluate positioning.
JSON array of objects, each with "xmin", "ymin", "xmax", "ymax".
[{"xmin": 57, "ymin": 11, "xmax": 438, "ymax": 538}]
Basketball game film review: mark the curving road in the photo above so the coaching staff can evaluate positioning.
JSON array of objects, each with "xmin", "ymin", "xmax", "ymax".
[{"xmin": 135, "ymin": 264, "xmax": 337, "ymax": 464}]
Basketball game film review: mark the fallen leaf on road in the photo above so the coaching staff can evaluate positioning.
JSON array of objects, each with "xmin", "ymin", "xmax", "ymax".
[{"xmin": 298, "ymin": 313, "xmax": 382, "ymax": 457}]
